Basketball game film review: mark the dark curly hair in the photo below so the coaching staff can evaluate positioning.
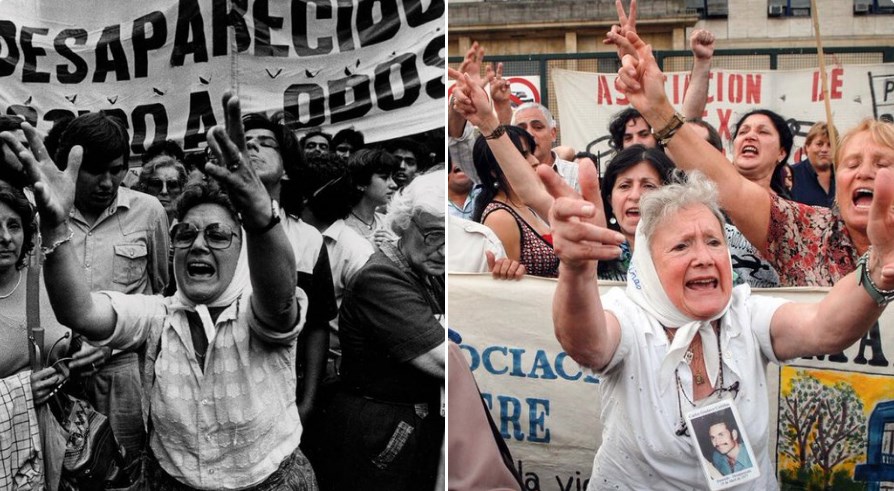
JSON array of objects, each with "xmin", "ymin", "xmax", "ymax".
[
  {"xmin": 175, "ymin": 174, "xmax": 240, "ymax": 226},
  {"xmin": 608, "ymin": 107, "xmax": 647, "ymax": 151},
  {"xmin": 0, "ymin": 180, "xmax": 37, "ymax": 269}
]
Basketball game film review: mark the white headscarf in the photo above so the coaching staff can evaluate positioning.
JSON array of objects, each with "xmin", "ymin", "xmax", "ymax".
[
  {"xmin": 626, "ymin": 224, "xmax": 733, "ymax": 391},
  {"xmin": 171, "ymin": 238, "xmax": 249, "ymax": 345}
]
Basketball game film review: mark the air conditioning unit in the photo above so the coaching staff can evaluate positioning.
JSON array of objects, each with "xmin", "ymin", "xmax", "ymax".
[
  {"xmin": 768, "ymin": 4, "xmax": 785, "ymax": 16},
  {"xmin": 854, "ymin": 2, "xmax": 871, "ymax": 14}
]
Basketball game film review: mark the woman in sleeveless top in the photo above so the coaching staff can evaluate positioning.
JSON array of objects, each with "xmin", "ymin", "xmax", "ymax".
[{"xmin": 470, "ymin": 126, "xmax": 559, "ymax": 278}]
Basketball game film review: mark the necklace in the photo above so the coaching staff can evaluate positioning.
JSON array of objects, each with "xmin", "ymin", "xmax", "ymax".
[
  {"xmin": 350, "ymin": 211, "xmax": 374, "ymax": 230},
  {"xmin": 0, "ymin": 270, "xmax": 22, "ymax": 299},
  {"xmin": 664, "ymin": 327, "xmax": 706, "ymax": 385}
]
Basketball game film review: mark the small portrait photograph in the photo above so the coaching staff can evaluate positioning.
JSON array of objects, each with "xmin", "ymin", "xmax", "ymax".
[{"xmin": 686, "ymin": 400, "xmax": 760, "ymax": 490}]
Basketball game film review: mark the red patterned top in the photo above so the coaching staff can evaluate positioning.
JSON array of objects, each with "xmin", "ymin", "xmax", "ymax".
[
  {"xmin": 483, "ymin": 201, "xmax": 559, "ymax": 278},
  {"xmin": 765, "ymin": 194, "xmax": 857, "ymax": 286}
]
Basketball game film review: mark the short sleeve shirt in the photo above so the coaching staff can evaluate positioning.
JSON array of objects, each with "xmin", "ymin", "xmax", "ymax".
[
  {"xmin": 97, "ymin": 291, "xmax": 306, "ymax": 489},
  {"xmin": 338, "ymin": 248, "xmax": 444, "ymax": 404},
  {"xmin": 765, "ymin": 195, "xmax": 857, "ymax": 286},
  {"xmin": 589, "ymin": 286, "xmax": 787, "ymax": 490}
]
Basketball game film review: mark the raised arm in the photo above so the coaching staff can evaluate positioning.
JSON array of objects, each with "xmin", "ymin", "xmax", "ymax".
[
  {"xmin": 682, "ymin": 29, "xmax": 715, "ymax": 121},
  {"xmin": 769, "ymin": 168, "xmax": 894, "ymax": 359},
  {"xmin": 1, "ymin": 125, "xmax": 116, "ymax": 340},
  {"xmin": 539, "ymin": 160, "xmax": 626, "ymax": 370},
  {"xmin": 611, "ymin": 30, "xmax": 773, "ymax": 252},
  {"xmin": 449, "ymin": 69, "xmax": 554, "ymax": 220},
  {"xmin": 448, "ymin": 41, "xmax": 495, "ymax": 139},
  {"xmin": 204, "ymin": 93, "xmax": 298, "ymax": 331}
]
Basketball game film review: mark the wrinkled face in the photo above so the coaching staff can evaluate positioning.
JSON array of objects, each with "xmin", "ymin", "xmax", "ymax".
[
  {"xmin": 709, "ymin": 423, "xmax": 738, "ymax": 456},
  {"xmin": 75, "ymin": 156, "xmax": 127, "ymax": 216},
  {"xmin": 733, "ymin": 114, "xmax": 786, "ymax": 184},
  {"xmin": 145, "ymin": 163, "xmax": 182, "ymax": 214},
  {"xmin": 173, "ymin": 203, "xmax": 242, "ymax": 304},
  {"xmin": 334, "ymin": 142, "xmax": 354, "ymax": 159},
  {"xmin": 514, "ymin": 107, "xmax": 556, "ymax": 164},
  {"xmin": 806, "ymin": 136, "xmax": 833, "ymax": 171},
  {"xmin": 402, "ymin": 211, "xmax": 445, "ymax": 276},
  {"xmin": 245, "ymin": 128, "xmax": 284, "ymax": 188},
  {"xmin": 622, "ymin": 117, "xmax": 656, "ymax": 149},
  {"xmin": 0, "ymin": 202, "xmax": 25, "ymax": 271},
  {"xmin": 836, "ymin": 131, "xmax": 894, "ymax": 237},
  {"xmin": 650, "ymin": 205, "xmax": 732, "ymax": 320},
  {"xmin": 392, "ymin": 149, "xmax": 419, "ymax": 188},
  {"xmin": 610, "ymin": 162, "xmax": 662, "ymax": 239},
  {"xmin": 365, "ymin": 172, "xmax": 397, "ymax": 207},
  {"xmin": 303, "ymin": 135, "xmax": 330, "ymax": 158}
]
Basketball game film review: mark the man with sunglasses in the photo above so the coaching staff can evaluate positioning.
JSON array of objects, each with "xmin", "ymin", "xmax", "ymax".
[
  {"xmin": 54, "ymin": 112, "xmax": 170, "ymax": 472},
  {"xmin": 241, "ymin": 114, "xmax": 338, "ymax": 427}
]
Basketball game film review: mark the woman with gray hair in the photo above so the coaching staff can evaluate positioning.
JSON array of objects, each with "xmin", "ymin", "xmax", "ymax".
[
  {"xmin": 314, "ymin": 170, "xmax": 444, "ymax": 490},
  {"xmin": 539, "ymin": 160, "xmax": 894, "ymax": 489},
  {"xmin": 135, "ymin": 154, "xmax": 188, "ymax": 224}
]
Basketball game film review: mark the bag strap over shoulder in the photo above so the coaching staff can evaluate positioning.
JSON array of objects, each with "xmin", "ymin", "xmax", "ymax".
[{"xmin": 26, "ymin": 255, "xmax": 44, "ymax": 372}]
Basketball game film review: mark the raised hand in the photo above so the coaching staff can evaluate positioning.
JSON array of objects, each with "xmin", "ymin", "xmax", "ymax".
[
  {"xmin": 604, "ymin": 0, "xmax": 638, "ymax": 59},
  {"xmin": 457, "ymin": 41, "xmax": 496, "ymax": 90},
  {"xmin": 866, "ymin": 167, "xmax": 894, "ymax": 290},
  {"xmin": 537, "ymin": 158, "xmax": 624, "ymax": 273},
  {"xmin": 490, "ymin": 63, "xmax": 510, "ymax": 104},
  {"xmin": 447, "ymin": 68, "xmax": 498, "ymax": 131},
  {"xmin": 0, "ymin": 123, "xmax": 81, "ymax": 229},
  {"xmin": 613, "ymin": 31, "xmax": 668, "ymax": 117},
  {"xmin": 204, "ymin": 92, "xmax": 272, "ymax": 230},
  {"xmin": 690, "ymin": 29, "xmax": 715, "ymax": 61}
]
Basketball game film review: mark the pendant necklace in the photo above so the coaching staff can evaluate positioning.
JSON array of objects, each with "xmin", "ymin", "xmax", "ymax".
[{"xmin": 351, "ymin": 211, "xmax": 374, "ymax": 230}]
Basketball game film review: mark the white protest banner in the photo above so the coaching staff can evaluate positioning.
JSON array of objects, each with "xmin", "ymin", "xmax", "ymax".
[
  {"xmin": 0, "ymin": 0, "xmax": 444, "ymax": 154},
  {"xmin": 448, "ymin": 274, "xmax": 894, "ymax": 490},
  {"xmin": 553, "ymin": 65, "xmax": 894, "ymax": 162}
]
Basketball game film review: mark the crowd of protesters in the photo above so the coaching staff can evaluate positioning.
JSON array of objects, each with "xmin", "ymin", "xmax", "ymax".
[
  {"xmin": 0, "ymin": 87, "xmax": 445, "ymax": 489},
  {"xmin": 446, "ymin": 0, "xmax": 894, "ymax": 489}
]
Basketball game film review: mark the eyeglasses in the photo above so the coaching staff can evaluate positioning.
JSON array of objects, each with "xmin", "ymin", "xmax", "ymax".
[
  {"xmin": 247, "ymin": 135, "xmax": 280, "ymax": 150},
  {"xmin": 171, "ymin": 222, "xmax": 238, "ymax": 250},
  {"xmin": 146, "ymin": 178, "xmax": 182, "ymax": 193},
  {"xmin": 412, "ymin": 217, "xmax": 444, "ymax": 248}
]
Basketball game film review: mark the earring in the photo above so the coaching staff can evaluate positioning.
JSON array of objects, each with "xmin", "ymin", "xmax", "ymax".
[
  {"xmin": 493, "ymin": 182, "xmax": 499, "ymax": 189},
  {"xmin": 609, "ymin": 217, "xmax": 617, "ymax": 225}
]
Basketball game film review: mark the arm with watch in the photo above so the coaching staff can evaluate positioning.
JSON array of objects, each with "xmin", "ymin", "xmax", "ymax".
[
  {"xmin": 448, "ymin": 68, "xmax": 557, "ymax": 222},
  {"xmin": 763, "ymin": 176, "xmax": 894, "ymax": 360},
  {"xmin": 205, "ymin": 93, "xmax": 298, "ymax": 333},
  {"xmin": 610, "ymin": 29, "xmax": 775, "ymax": 253}
]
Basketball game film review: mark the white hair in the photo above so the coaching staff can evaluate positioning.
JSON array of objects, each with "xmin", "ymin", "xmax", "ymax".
[
  {"xmin": 511, "ymin": 102, "xmax": 556, "ymax": 129},
  {"xmin": 638, "ymin": 170, "xmax": 726, "ymax": 242},
  {"xmin": 386, "ymin": 169, "xmax": 446, "ymax": 236}
]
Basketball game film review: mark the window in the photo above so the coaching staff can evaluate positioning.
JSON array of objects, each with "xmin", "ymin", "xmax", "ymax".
[
  {"xmin": 684, "ymin": 0, "xmax": 729, "ymax": 18},
  {"xmin": 768, "ymin": 0, "xmax": 811, "ymax": 17},
  {"xmin": 854, "ymin": 0, "xmax": 894, "ymax": 15}
]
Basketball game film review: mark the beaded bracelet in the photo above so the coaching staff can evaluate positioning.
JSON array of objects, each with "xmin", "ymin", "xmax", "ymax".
[{"xmin": 40, "ymin": 227, "xmax": 74, "ymax": 257}]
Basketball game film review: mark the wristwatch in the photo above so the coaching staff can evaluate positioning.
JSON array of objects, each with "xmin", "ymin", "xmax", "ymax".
[
  {"xmin": 245, "ymin": 199, "xmax": 281, "ymax": 235},
  {"xmin": 856, "ymin": 249, "xmax": 894, "ymax": 306},
  {"xmin": 653, "ymin": 112, "xmax": 686, "ymax": 147}
]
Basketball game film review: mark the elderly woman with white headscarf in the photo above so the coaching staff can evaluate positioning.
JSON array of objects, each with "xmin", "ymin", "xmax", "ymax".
[
  {"xmin": 538, "ymin": 159, "xmax": 894, "ymax": 490},
  {"xmin": 314, "ymin": 169, "xmax": 445, "ymax": 490},
  {"xmin": 1, "ymin": 93, "xmax": 316, "ymax": 490}
]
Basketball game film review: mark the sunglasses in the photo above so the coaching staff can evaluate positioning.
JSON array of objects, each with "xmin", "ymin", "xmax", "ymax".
[
  {"xmin": 146, "ymin": 178, "xmax": 182, "ymax": 193},
  {"xmin": 171, "ymin": 222, "xmax": 238, "ymax": 250}
]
